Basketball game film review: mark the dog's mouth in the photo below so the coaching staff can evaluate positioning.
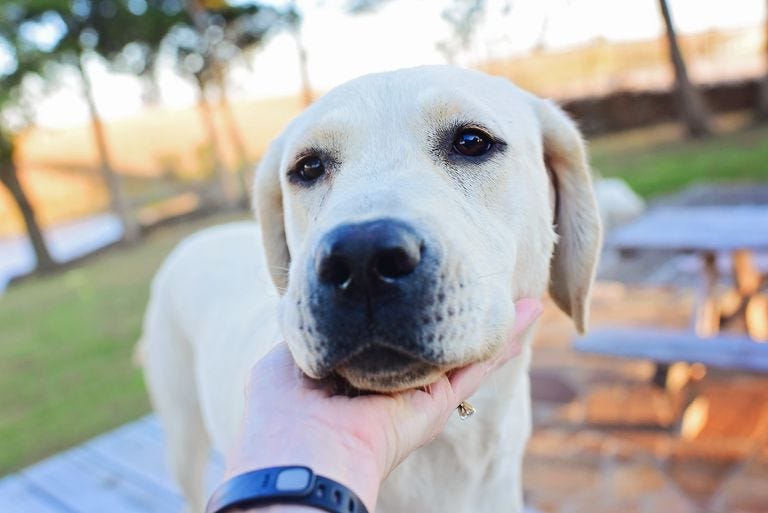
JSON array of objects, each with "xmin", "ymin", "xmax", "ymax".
[{"xmin": 333, "ymin": 345, "xmax": 446, "ymax": 393}]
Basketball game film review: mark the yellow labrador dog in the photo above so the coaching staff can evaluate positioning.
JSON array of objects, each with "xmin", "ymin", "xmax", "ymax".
[{"xmin": 140, "ymin": 65, "xmax": 601, "ymax": 513}]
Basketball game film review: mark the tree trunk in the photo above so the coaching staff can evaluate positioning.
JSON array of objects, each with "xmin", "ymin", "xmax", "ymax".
[
  {"xmin": 215, "ymin": 68, "xmax": 251, "ymax": 200},
  {"xmin": 185, "ymin": 0, "xmax": 241, "ymax": 207},
  {"xmin": 195, "ymin": 75, "xmax": 239, "ymax": 207},
  {"xmin": 140, "ymin": 65, "xmax": 163, "ymax": 107},
  {"xmin": 76, "ymin": 56, "xmax": 141, "ymax": 241},
  {"xmin": 292, "ymin": 26, "xmax": 313, "ymax": 106},
  {"xmin": 0, "ymin": 164, "xmax": 57, "ymax": 273},
  {"xmin": 657, "ymin": 0, "xmax": 712, "ymax": 138},
  {"xmin": 218, "ymin": 93, "xmax": 250, "ymax": 200},
  {"xmin": 756, "ymin": 0, "xmax": 768, "ymax": 122},
  {"xmin": 184, "ymin": 0, "xmax": 209, "ymax": 33}
]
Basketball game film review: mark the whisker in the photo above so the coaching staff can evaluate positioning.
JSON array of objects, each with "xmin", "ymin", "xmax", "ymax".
[{"xmin": 471, "ymin": 270, "xmax": 506, "ymax": 281}]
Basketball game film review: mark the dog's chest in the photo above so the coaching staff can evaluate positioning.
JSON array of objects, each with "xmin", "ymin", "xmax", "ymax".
[{"xmin": 378, "ymin": 358, "xmax": 531, "ymax": 513}]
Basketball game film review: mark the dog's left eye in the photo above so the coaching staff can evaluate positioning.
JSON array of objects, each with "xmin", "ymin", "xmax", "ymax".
[
  {"xmin": 293, "ymin": 155, "xmax": 326, "ymax": 183},
  {"xmin": 452, "ymin": 128, "xmax": 493, "ymax": 157}
]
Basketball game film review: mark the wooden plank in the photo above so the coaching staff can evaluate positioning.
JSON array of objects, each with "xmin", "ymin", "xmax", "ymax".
[
  {"xmin": 733, "ymin": 249, "xmax": 763, "ymax": 296},
  {"xmin": 694, "ymin": 252, "xmax": 721, "ymax": 337},
  {"xmin": 134, "ymin": 415, "xmax": 163, "ymax": 442},
  {"xmin": 133, "ymin": 416, "xmax": 225, "ymax": 478},
  {"xmin": 130, "ymin": 416, "xmax": 224, "ymax": 487},
  {"xmin": 135, "ymin": 414, "xmax": 220, "ymax": 475},
  {"xmin": 83, "ymin": 422, "xmax": 182, "ymax": 497},
  {"xmin": 21, "ymin": 446, "xmax": 184, "ymax": 513},
  {"xmin": 747, "ymin": 294, "xmax": 768, "ymax": 341},
  {"xmin": 0, "ymin": 475, "xmax": 70, "ymax": 513},
  {"xmin": 3, "ymin": 412, "xmax": 548, "ymax": 513},
  {"xmin": 84, "ymin": 418, "xmax": 224, "ymax": 498},
  {"xmin": 573, "ymin": 328, "xmax": 768, "ymax": 372},
  {"xmin": 608, "ymin": 206, "xmax": 768, "ymax": 252}
]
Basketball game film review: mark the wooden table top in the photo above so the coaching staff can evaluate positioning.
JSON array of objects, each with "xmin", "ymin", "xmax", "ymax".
[{"xmin": 607, "ymin": 205, "xmax": 768, "ymax": 253}]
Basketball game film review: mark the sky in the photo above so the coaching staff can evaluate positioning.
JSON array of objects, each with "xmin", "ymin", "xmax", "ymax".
[{"xmin": 9, "ymin": 0, "xmax": 768, "ymax": 128}]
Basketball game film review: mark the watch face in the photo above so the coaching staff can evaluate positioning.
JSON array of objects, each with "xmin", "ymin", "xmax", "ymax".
[{"xmin": 275, "ymin": 467, "xmax": 312, "ymax": 493}]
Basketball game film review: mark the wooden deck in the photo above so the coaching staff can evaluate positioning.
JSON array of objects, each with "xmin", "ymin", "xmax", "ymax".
[
  {"xmin": 2, "ymin": 417, "xmax": 544, "ymax": 513},
  {"xmin": 0, "ymin": 415, "xmax": 223, "ymax": 513}
]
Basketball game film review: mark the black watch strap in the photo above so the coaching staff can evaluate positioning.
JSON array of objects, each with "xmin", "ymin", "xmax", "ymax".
[{"xmin": 205, "ymin": 466, "xmax": 370, "ymax": 513}]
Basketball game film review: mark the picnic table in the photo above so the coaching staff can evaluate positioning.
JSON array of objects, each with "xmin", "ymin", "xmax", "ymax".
[{"xmin": 575, "ymin": 205, "xmax": 768, "ymax": 384}]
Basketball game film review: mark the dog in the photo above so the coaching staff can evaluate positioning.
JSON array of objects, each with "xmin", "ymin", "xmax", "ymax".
[{"xmin": 140, "ymin": 65, "xmax": 602, "ymax": 513}]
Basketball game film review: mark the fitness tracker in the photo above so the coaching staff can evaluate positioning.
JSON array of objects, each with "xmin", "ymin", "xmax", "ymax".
[{"xmin": 205, "ymin": 466, "xmax": 369, "ymax": 513}]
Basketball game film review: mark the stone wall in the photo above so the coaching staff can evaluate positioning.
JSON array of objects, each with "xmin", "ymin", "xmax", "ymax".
[{"xmin": 562, "ymin": 79, "xmax": 761, "ymax": 136}]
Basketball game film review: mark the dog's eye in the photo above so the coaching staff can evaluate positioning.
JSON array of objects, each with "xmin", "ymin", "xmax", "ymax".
[
  {"xmin": 452, "ymin": 128, "xmax": 493, "ymax": 157},
  {"xmin": 294, "ymin": 155, "xmax": 325, "ymax": 183}
]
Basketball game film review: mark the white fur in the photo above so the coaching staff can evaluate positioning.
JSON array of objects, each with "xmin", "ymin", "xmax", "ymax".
[{"xmin": 140, "ymin": 66, "xmax": 602, "ymax": 513}]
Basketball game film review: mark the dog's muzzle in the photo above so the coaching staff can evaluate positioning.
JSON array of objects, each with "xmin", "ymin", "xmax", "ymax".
[{"xmin": 306, "ymin": 218, "xmax": 445, "ymax": 389}]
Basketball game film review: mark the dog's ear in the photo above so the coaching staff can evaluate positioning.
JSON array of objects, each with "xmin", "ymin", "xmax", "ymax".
[
  {"xmin": 253, "ymin": 136, "xmax": 290, "ymax": 293},
  {"xmin": 535, "ymin": 99, "xmax": 602, "ymax": 333}
]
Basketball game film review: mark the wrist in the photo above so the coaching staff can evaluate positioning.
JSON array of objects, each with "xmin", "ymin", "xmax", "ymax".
[
  {"xmin": 225, "ymin": 427, "xmax": 382, "ymax": 512},
  {"xmin": 237, "ymin": 506, "xmax": 320, "ymax": 512}
]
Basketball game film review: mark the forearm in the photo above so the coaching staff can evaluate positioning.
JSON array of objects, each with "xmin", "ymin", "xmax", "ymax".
[
  {"xmin": 228, "ymin": 465, "xmax": 378, "ymax": 513},
  {"xmin": 224, "ymin": 426, "xmax": 382, "ymax": 513},
  {"xmin": 227, "ymin": 467, "xmax": 379, "ymax": 513}
]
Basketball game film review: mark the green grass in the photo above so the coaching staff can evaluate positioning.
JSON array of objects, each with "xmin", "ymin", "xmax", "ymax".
[
  {"xmin": 1, "ymin": 118, "xmax": 768, "ymax": 475},
  {"xmin": 0, "ymin": 212, "xmax": 248, "ymax": 474},
  {"xmin": 590, "ymin": 118, "xmax": 768, "ymax": 197}
]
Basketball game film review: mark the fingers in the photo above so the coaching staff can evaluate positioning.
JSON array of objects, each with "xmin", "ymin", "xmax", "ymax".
[
  {"xmin": 448, "ymin": 298, "xmax": 543, "ymax": 402},
  {"xmin": 492, "ymin": 298, "xmax": 544, "ymax": 365},
  {"xmin": 393, "ymin": 297, "xmax": 543, "ymax": 449}
]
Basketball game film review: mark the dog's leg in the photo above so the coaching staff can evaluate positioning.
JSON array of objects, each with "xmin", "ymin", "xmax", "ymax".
[
  {"xmin": 141, "ymin": 295, "xmax": 210, "ymax": 513},
  {"xmin": 162, "ymin": 396, "xmax": 209, "ymax": 513}
]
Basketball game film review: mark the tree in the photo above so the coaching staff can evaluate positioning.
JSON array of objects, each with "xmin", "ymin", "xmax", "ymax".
[
  {"xmin": 436, "ymin": 0, "xmax": 486, "ymax": 63},
  {"xmin": 0, "ymin": 138, "xmax": 58, "ymax": 272},
  {"xmin": 434, "ymin": 0, "xmax": 712, "ymax": 139},
  {"xmin": 0, "ymin": 135, "xmax": 56, "ymax": 273},
  {"xmin": 657, "ymin": 0, "xmax": 712, "ymax": 138},
  {"xmin": 166, "ymin": 1, "xmax": 285, "ymax": 205},
  {"xmin": 344, "ymin": 0, "xmax": 394, "ymax": 13},
  {"xmin": 286, "ymin": 1, "xmax": 313, "ymax": 106},
  {"xmin": 13, "ymin": 1, "xmax": 188, "ymax": 242},
  {"xmin": 0, "ymin": 24, "xmax": 57, "ymax": 273},
  {"xmin": 756, "ymin": 0, "xmax": 768, "ymax": 122}
]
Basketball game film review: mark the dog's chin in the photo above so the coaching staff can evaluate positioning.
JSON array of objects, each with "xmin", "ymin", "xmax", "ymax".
[
  {"xmin": 337, "ymin": 364, "xmax": 446, "ymax": 393},
  {"xmin": 335, "ymin": 346, "xmax": 448, "ymax": 393}
]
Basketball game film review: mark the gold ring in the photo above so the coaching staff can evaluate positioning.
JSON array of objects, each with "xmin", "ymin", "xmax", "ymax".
[{"xmin": 457, "ymin": 401, "xmax": 476, "ymax": 420}]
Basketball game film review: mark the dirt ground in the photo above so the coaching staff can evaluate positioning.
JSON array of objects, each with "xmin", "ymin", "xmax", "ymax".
[
  {"xmin": 524, "ymin": 183, "xmax": 768, "ymax": 513},
  {"xmin": 524, "ymin": 279, "xmax": 768, "ymax": 513}
]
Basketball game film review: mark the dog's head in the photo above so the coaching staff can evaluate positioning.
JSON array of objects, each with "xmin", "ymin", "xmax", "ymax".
[{"xmin": 254, "ymin": 66, "xmax": 601, "ymax": 392}]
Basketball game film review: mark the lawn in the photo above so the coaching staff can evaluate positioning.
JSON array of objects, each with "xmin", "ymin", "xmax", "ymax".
[
  {"xmin": 0, "ymin": 212, "xmax": 248, "ymax": 474},
  {"xmin": 1, "ymin": 119, "xmax": 767, "ymax": 475},
  {"xmin": 589, "ymin": 116, "xmax": 768, "ymax": 197}
]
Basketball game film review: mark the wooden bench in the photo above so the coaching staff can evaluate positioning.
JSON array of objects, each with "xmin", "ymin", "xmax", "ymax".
[
  {"xmin": 573, "ymin": 328, "xmax": 768, "ymax": 374},
  {"xmin": 606, "ymin": 205, "xmax": 768, "ymax": 341}
]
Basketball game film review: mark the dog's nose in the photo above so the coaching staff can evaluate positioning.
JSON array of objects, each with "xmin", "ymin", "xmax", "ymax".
[{"xmin": 315, "ymin": 219, "xmax": 423, "ymax": 295}]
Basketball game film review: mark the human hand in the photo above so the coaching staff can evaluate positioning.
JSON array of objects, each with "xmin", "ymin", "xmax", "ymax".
[{"xmin": 224, "ymin": 298, "xmax": 543, "ymax": 512}]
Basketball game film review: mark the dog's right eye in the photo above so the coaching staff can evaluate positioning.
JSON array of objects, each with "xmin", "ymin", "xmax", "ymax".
[
  {"xmin": 452, "ymin": 128, "xmax": 493, "ymax": 157},
  {"xmin": 292, "ymin": 155, "xmax": 326, "ymax": 183}
]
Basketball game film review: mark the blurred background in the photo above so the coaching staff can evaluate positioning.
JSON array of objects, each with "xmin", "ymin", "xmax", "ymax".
[{"xmin": 1, "ymin": 1, "xmax": 767, "ymax": 512}]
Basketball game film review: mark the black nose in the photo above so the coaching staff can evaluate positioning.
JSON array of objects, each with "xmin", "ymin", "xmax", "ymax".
[{"xmin": 315, "ymin": 219, "xmax": 423, "ymax": 296}]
